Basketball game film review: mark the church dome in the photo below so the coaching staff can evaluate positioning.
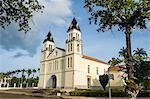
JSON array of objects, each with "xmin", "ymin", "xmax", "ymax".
[
  {"xmin": 67, "ymin": 17, "xmax": 81, "ymax": 32},
  {"xmin": 43, "ymin": 31, "xmax": 54, "ymax": 43}
]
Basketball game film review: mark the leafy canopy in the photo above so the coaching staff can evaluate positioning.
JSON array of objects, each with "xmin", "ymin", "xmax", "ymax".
[
  {"xmin": 0, "ymin": 0, "xmax": 44, "ymax": 33},
  {"xmin": 84, "ymin": 0, "xmax": 150, "ymax": 32}
]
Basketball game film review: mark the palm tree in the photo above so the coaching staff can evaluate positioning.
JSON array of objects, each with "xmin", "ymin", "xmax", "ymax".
[
  {"xmin": 108, "ymin": 58, "xmax": 122, "ymax": 66},
  {"xmin": 133, "ymin": 48, "xmax": 147, "ymax": 57},
  {"xmin": 16, "ymin": 69, "xmax": 21, "ymax": 78},
  {"xmin": 6, "ymin": 71, "xmax": 11, "ymax": 76},
  {"xmin": 21, "ymin": 69, "xmax": 26, "ymax": 87},
  {"xmin": 26, "ymin": 69, "xmax": 32, "ymax": 87},
  {"xmin": 21, "ymin": 69, "xmax": 26, "ymax": 78},
  {"xmin": 32, "ymin": 69, "xmax": 37, "ymax": 78},
  {"xmin": 119, "ymin": 47, "xmax": 128, "ymax": 58},
  {"xmin": 27, "ymin": 69, "xmax": 32, "ymax": 78}
]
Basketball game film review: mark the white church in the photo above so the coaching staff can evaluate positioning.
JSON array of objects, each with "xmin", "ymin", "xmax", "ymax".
[{"xmin": 38, "ymin": 18, "xmax": 110, "ymax": 89}]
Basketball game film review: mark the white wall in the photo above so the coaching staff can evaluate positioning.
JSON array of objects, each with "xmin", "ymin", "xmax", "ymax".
[{"xmin": 74, "ymin": 57, "xmax": 110, "ymax": 89}]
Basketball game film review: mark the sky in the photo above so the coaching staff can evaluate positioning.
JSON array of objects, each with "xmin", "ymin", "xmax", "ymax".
[{"xmin": 0, "ymin": 0, "xmax": 150, "ymax": 72}]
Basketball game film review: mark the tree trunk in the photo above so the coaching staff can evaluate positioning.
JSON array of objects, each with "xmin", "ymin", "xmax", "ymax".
[
  {"xmin": 125, "ymin": 27, "xmax": 139, "ymax": 98},
  {"xmin": 125, "ymin": 30, "xmax": 134, "ymax": 79}
]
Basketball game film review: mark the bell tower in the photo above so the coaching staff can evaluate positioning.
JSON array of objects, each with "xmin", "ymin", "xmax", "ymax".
[
  {"xmin": 41, "ymin": 31, "xmax": 55, "ymax": 61},
  {"xmin": 66, "ymin": 17, "xmax": 82, "ymax": 55},
  {"xmin": 65, "ymin": 18, "xmax": 83, "ymax": 88}
]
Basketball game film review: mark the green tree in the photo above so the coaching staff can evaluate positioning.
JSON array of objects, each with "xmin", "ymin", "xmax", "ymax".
[
  {"xmin": 84, "ymin": 0, "xmax": 150, "ymax": 98},
  {"xmin": 109, "ymin": 48, "xmax": 150, "ymax": 89},
  {"xmin": 32, "ymin": 69, "xmax": 36, "ymax": 78},
  {"xmin": 119, "ymin": 47, "xmax": 128, "ymax": 58},
  {"xmin": 21, "ymin": 69, "xmax": 26, "ymax": 77},
  {"xmin": 0, "ymin": 0, "xmax": 44, "ymax": 33},
  {"xmin": 108, "ymin": 57, "xmax": 122, "ymax": 66},
  {"xmin": 26, "ymin": 69, "xmax": 32, "ymax": 78},
  {"xmin": 133, "ymin": 48, "xmax": 148, "ymax": 61},
  {"xmin": 16, "ymin": 69, "xmax": 21, "ymax": 77},
  {"xmin": 99, "ymin": 74, "xmax": 109, "ymax": 90}
]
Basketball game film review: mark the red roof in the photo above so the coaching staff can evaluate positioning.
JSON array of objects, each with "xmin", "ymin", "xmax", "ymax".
[
  {"xmin": 108, "ymin": 66, "xmax": 125, "ymax": 72},
  {"xmin": 82, "ymin": 55, "xmax": 108, "ymax": 64}
]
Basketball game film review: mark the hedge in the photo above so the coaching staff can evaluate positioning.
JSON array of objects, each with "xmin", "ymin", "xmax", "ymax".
[{"xmin": 69, "ymin": 89, "xmax": 150, "ymax": 97}]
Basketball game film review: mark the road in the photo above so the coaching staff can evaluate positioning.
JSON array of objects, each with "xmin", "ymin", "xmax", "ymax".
[{"xmin": 0, "ymin": 92, "xmax": 149, "ymax": 99}]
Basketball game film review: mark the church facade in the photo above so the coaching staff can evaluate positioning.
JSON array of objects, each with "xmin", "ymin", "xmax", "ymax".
[{"xmin": 38, "ymin": 18, "xmax": 110, "ymax": 89}]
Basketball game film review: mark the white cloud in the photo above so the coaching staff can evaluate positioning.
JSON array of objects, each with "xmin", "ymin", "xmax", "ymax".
[
  {"xmin": 0, "ymin": 0, "xmax": 72, "ymax": 57},
  {"xmin": 34, "ymin": 0, "xmax": 72, "ymax": 26}
]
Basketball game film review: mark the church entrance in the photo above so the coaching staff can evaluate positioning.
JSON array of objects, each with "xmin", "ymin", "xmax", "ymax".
[{"xmin": 51, "ymin": 75, "xmax": 57, "ymax": 88}]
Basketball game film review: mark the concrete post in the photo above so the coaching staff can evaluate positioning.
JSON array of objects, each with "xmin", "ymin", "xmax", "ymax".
[
  {"xmin": 32, "ymin": 83, "xmax": 34, "ymax": 87},
  {"xmin": 7, "ymin": 83, "xmax": 9, "ymax": 88},
  {"xmin": 26, "ymin": 83, "xmax": 28, "ymax": 88},
  {"xmin": 20, "ymin": 83, "xmax": 22, "ymax": 88},
  {"xmin": 14, "ymin": 83, "xmax": 16, "ymax": 88}
]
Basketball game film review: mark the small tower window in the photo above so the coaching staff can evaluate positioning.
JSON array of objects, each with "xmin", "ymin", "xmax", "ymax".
[
  {"xmin": 68, "ymin": 57, "xmax": 69, "ymax": 68},
  {"xmin": 88, "ymin": 65, "xmax": 90, "ymax": 73},
  {"xmin": 77, "ymin": 44, "xmax": 80, "ymax": 52},
  {"xmin": 71, "ymin": 43, "xmax": 72, "ymax": 51}
]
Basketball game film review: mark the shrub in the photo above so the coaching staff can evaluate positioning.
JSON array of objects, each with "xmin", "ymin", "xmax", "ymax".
[
  {"xmin": 69, "ymin": 89, "xmax": 150, "ymax": 97},
  {"xmin": 138, "ymin": 90, "xmax": 150, "ymax": 97}
]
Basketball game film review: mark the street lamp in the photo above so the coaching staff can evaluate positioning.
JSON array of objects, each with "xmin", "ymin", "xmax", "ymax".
[{"xmin": 108, "ymin": 71, "xmax": 114, "ymax": 99}]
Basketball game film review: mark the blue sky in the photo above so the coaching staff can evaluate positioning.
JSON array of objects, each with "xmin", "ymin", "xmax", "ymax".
[{"xmin": 0, "ymin": 0, "xmax": 150, "ymax": 72}]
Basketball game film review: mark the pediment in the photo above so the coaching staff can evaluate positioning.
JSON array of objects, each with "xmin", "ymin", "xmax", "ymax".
[{"xmin": 47, "ymin": 47, "xmax": 65, "ymax": 59}]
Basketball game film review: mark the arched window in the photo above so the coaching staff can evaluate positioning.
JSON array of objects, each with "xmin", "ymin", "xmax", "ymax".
[
  {"xmin": 88, "ymin": 65, "xmax": 90, "ymax": 73},
  {"xmin": 71, "ymin": 43, "xmax": 72, "ymax": 51},
  {"xmin": 76, "ymin": 33, "xmax": 78, "ymax": 39},
  {"xmin": 68, "ymin": 44, "xmax": 70, "ymax": 52},
  {"xmin": 68, "ymin": 57, "xmax": 69, "ymax": 68},
  {"xmin": 70, "ymin": 57, "xmax": 72, "ymax": 67}
]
